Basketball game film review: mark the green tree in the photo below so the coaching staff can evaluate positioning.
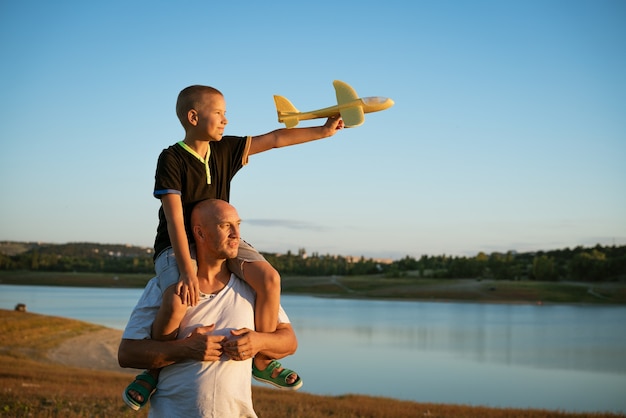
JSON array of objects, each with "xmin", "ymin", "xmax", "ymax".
[
  {"xmin": 30, "ymin": 250, "xmax": 40, "ymax": 270},
  {"xmin": 532, "ymin": 255, "xmax": 557, "ymax": 281},
  {"xmin": 569, "ymin": 249, "xmax": 607, "ymax": 281}
]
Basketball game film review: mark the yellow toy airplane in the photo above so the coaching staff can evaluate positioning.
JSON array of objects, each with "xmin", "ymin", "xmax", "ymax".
[{"xmin": 274, "ymin": 80, "xmax": 394, "ymax": 128}]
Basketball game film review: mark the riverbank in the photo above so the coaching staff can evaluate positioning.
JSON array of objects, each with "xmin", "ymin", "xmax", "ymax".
[
  {"xmin": 1, "ymin": 309, "xmax": 624, "ymax": 418},
  {"xmin": 1, "ymin": 270, "xmax": 625, "ymax": 304}
]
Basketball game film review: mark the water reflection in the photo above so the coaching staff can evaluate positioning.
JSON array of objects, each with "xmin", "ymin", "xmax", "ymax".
[
  {"xmin": 283, "ymin": 297, "xmax": 626, "ymax": 374},
  {"xmin": 280, "ymin": 296, "xmax": 626, "ymax": 412}
]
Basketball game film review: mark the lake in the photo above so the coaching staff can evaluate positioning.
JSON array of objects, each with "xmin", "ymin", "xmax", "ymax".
[{"xmin": 1, "ymin": 284, "xmax": 625, "ymax": 413}]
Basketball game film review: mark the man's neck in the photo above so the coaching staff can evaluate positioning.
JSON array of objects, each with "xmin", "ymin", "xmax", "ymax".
[{"xmin": 196, "ymin": 260, "xmax": 231, "ymax": 295}]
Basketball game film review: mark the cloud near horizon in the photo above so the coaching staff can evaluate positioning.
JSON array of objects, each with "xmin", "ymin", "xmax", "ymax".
[{"xmin": 244, "ymin": 219, "xmax": 328, "ymax": 232}]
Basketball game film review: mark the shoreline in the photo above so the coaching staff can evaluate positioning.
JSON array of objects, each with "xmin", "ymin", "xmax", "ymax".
[{"xmin": 1, "ymin": 271, "xmax": 625, "ymax": 305}]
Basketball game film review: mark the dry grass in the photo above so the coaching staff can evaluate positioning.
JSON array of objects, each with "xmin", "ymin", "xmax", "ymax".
[
  {"xmin": 1, "ymin": 310, "xmax": 624, "ymax": 418},
  {"xmin": 0, "ymin": 356, "xmax": 141, "ymax": 418}
]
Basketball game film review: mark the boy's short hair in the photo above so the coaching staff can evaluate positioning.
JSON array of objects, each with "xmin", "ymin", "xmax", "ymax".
[{"xmin": 176, "ymin": 85, "xmax": 223, "ymax": 127}]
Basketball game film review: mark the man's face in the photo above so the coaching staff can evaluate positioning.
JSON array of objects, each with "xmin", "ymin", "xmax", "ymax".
[{"xmin": 205, "ymin": 204, "xmax": 241, "ymax": 260}]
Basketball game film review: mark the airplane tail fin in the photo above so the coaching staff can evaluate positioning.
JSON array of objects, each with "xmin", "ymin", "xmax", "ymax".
[
  {"xmin": 274, "ymin": 95, "xmax": 300, "ymax": 128},
  {"xmin": 333, "ymin": 80, "xmax": 365, "ymax": 127}
]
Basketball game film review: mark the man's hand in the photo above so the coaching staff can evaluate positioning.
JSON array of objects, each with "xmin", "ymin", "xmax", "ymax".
[
  {"xmin": 185, "ymin": 325, "xmax": 225, "ymax": 362},
  {"xmin": 221, "ymin": 328, "xmax": 261, "ymax": 361},
  {"xmin": 176, "ymin": 272, "xmax": 200, "ymax": 306}
]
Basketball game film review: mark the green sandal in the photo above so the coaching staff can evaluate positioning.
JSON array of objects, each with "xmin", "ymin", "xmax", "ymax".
[
  {"xmin": 122, "ymin": 371, "xmax": 157, "ymax": 411},
  {"xmin": 252, "ymin": 360, "xmax": 303, "ymax": 391}
]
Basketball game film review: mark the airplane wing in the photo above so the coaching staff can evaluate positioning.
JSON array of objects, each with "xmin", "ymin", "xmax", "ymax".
[
  {"xmin": 333, "ymin": 80, "xmax": 365, "ymax": 127},
  {"xmin": 339, "ymin": 106, "xmax": 365, "ymax": 128}
]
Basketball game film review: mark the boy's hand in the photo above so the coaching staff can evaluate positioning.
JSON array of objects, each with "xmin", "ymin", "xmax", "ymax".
[
  {"xmin": 177, "ymin": 272, "xmax": 200, "ymax": 306},
  {"xmin": 323, "ymin": 115, "xmax": 344, "ymax": 136}
]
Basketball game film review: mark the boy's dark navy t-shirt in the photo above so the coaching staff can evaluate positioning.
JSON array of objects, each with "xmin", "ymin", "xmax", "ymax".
[{"xmin": 153, "ymin": 136, "xmax": 250, "ymax": 258}]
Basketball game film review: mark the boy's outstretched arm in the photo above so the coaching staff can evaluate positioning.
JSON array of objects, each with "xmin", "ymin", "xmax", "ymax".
[{"xmin": 248, "ymin": 116, "xmax": 344, "ymax": 156}]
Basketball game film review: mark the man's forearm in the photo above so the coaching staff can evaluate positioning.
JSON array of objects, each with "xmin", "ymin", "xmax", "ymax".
[
  {"xmin": 118, "ymin": 338, "xmax": 190, "ymax": 369},
  {"xmin": 118, "ymin": 327, "xmax": 223, "ymax": 369},
  {"xmin": 258, "ymin": 323, "xmax": 297, "ymax": 359}
]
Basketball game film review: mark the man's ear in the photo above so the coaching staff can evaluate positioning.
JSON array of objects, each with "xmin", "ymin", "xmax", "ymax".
[
  {"xmin": 193, "ymin": 225, "xmax": 204, "ymax": 241},
  {"xmin": 188, "ymin": 109, "xmax": 198, "ymax": 126}
]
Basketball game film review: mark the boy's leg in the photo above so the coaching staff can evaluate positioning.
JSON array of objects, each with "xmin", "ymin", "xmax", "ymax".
[
  {"xmin": 125, "ymin": 287, "xmax": 186, "ymax": 408},
  {"xmin": 241, "ymin": 260, "xmax": 280, "ymax": 333},
  {"xmin": 241, "ymin": 261, "xmax": 298, "ymax": 385},
  {"xmin": 124, "ymin": 248, "xmax": 188, "ymax": 409},
  {"xmin": 229, "ymin": 240, "xmax": 298, "ymax": 386}
]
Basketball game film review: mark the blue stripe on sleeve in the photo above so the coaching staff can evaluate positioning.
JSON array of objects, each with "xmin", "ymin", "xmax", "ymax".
[{"xmin": 153, "ymin": 189, "xmax": 182, "ymax": 198}]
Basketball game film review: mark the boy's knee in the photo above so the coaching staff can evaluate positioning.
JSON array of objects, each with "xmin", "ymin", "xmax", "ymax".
[
  {"xmin": 261, "ymin": 263, "xmax": 280, "ymax": 285},
  {"xmin": 247, "ymin": 261, "xmax": 281, "ymax": 292}
]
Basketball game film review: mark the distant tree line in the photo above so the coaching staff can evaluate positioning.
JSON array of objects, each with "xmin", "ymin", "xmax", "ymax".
[
  {"xmin": 0, "ymin": 241, "xmax": 624, "ymax": 282},
  {"xmin": 386, "ymin": 244, "xmax": 626, "ymax": 282},
  {"xmin": 0, "ymin": 242, "xmax": 155, "ymax": 274},
  {"xmin": 264, "ymin": 245, "xmax": 626, "ymax": 281}
]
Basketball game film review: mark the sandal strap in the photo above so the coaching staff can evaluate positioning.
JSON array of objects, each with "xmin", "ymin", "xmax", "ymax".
[
  {"xmin": 275, "ymin": 367, "xmax": 298, "ymax": 383},
  {"xmin": 134, "ymin": 372, "xmax": 157, "ymax": 388},
  {"xmin": 127, "ymin": 380, "xmax": 152, "ymax": 400},
  {"xmin": 264, "ymin": 360, "xmax": 281, "ymax": 374}
]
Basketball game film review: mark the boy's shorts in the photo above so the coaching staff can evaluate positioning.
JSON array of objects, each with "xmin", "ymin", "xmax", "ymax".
[
  {"xmin": 155, "ymin": 239, "xmax": 266, "ymax": 292},
  {"xmin": 227, "ymin": 239, "xmax": 266, "ymax": 279}
]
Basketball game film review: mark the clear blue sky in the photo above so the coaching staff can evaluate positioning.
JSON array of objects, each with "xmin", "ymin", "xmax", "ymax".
[{"xmin": 1, "ymin": 0, "xmax": 624, "ymax": 259}]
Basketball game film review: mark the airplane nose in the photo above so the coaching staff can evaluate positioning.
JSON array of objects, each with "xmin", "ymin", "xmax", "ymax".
[
  {"xmin": 362, "ymin": 96, "xmax": 394, "ymax": 111},
  {"xmin": 363, "ymin": 96, "xmax": 393, "ymax": 106}
]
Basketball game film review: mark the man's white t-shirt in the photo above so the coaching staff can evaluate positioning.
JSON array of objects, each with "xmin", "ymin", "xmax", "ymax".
[{"xmin": 123, "ymin": 274, "xmax": 289, "ymax": 418}]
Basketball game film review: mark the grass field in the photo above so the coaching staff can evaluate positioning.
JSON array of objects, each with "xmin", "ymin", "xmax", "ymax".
[{"xmin": 1, "ymin": 309, "xmax": 624, "ymax": 418}]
